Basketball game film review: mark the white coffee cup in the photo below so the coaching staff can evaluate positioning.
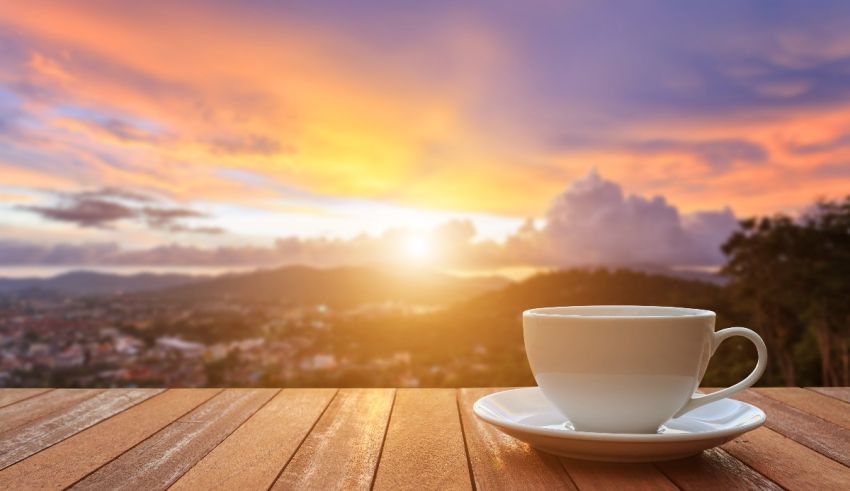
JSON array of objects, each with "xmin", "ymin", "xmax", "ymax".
[{"xmin": 523, "ymin": 305, "xmax": 767, "ymax": 434}]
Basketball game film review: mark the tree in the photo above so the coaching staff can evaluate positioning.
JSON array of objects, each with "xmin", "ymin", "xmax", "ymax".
[
  {"xmin": 800, "ymin": 198, "xmax": 850, "ymax": 385},
  {"xmin": 721, "ymin": 216, "xmax": 806, "ymax": 385},
  {"xmin": 722, "ymin": 196, "xmax": 850, "ymax": 386}
]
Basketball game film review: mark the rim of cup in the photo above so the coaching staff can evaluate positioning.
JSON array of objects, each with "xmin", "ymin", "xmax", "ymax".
[{"xmin": 523, "ymin": 305, "xmax": 715, "ymax": 319}]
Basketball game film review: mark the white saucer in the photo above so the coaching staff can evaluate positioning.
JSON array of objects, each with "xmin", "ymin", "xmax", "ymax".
[{"xmin": 473, "ymin": 387, "xmax": 765, "ymax": 462}]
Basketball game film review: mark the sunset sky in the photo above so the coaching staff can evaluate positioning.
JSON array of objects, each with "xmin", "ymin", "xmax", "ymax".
[{"xmin": 1, "ymin": 1, "xmax": 849, "ymax": 272}]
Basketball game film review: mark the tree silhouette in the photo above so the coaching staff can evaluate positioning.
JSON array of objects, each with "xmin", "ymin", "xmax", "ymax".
[
  {"xmin": 722, "ymin": 196, "xmax": 850, "ymax": 386},
  {"xmin": 802, "ymin": 198, "xmax": 850, "ymax": 385}
]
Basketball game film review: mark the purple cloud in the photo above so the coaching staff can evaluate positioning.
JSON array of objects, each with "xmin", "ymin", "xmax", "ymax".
[
  {"xmin": 19, "ymin": 188, "xmax": 224, "ymax": 234},
  {"xmin": 205, "ymin": 133, "xmax": 293, "ymax": 156},
  {"xmin": 527, "ymin": 170, "xmax": 735, "ymax": 266},
  {"xmin": 554, "ymin": 136, "xmax": 768, "ymax": 172},
  {"xmin": 627, "ymin": 139, "xmax": 768, "ymax": 171},
  {"xmin": 788, "ymin": 133, "xmax": 850, "ymax": 155},
  {"xmin": 23, "ymin": 198, "xmax": 135, "ymax": 228}
]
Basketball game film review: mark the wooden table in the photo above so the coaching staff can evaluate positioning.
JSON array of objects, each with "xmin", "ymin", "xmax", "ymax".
[{"xmin": 0, "ymin": 388, "xmax": 847, "ymax": 490}]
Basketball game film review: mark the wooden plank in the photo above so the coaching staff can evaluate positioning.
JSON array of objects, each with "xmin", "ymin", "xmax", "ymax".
[
  {"xmin": 170, "ymin": 388, "xmax": 337, "ymax": 491},
  {"xmin": 655, "ymin": 448, "xmax": 781, "ymax": 491},
  {"xmin": 756, "ymin": 387, "xmax": 850, "ymax": 428},
  {"xmin": 0, "ymin": 386, "xmax": 841, "ymax": 491},
  {"xmin": 0, "ymin": 389, "xmax": 220, "ymax": 491},
  {"xmin": 458, "ymin": 388, "xmax": 577, "ymax": 491},
  {"xmin": 559, "ymin": 460, "xmax": 677, "ymax": 491},
  {"xmin": 808, "ymin": 387, "xmax": 850, "ymax": 404},
  {"xmin": 734, "ymin": 389, "xmax": 850, "ymax": 466},
  {"xmin": 0, "ymin": 388, "xmax": 161, "ymax": 470},
  {"xmin": 71, "ymin": 388, "xmax": 278, "ymax": 490},
  {"xmin": 271, "ymin": 388, "xmax": 395, "ymax": 491},
  {"xmin": 373, "ymin": 389, "xmax": 472, "ymax": 491},
  {"xmin": 0, "ymin": 389, "xmax": 52, "ymax": 409},
  {"xmin": 0, "ymin": 389, "xmax": 103, "ymax": 434},
  {"xmin": 722, "ymin": 426, "xmax": 850, "ymax": 490}
]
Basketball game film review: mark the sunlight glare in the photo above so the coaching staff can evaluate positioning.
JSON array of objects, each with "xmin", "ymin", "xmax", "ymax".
[{"xmin": 402, "ymin": 234, "xmax": 432, "ymax": 262}]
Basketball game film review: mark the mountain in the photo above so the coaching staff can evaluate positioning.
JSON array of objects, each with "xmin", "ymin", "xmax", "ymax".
[
  {"xmin": 159, "ymin": 265, "xmax": 511, "ymax": 306},
  {"xmin": 330, "ymin": 266, "xmax": 734, "ymax": 359},
  {"xmin": 0, "ymin": 271, "xmax": 203, "ymax": 295},
  {"xmin": 456, "ymin": 267, "xmax": 726, "ymax": 319},
  {"xmin": 624, "ymin": 263, "xmax": 726, "ymax": 285},
  {"xmin": 325, "ymin": 267, "xmax": 751, "ymax": 387}
]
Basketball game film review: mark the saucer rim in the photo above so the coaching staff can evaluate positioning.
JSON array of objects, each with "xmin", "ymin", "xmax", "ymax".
[{"xmin": 473, "ymin": 387, "xmax": 766, "ymax": 443}]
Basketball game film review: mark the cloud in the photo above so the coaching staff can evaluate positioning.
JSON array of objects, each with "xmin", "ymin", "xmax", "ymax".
[
  {"xmin": 23, "ymin": 198, "xmax": 135, "ymax": 228},
  {"xmin": 205, "ymin": 134, "xmax": 292, "ymax": 156},
  {"xmin": 555, "ymin": 136, "xmax": 768, "ymax": 172},
  {"xmin": 140, "ymin": 207, "xmax": 200, "ymax": 227},
  {"xmin": 0, "ymin": 241, "xmax": 121, "ymax": 265},
  {"xmin": 2, "ymin": 2, "xmax": 850, "ymax": 220},
  {"xmin": 523, "ymin": 170, "xmax": 736, "ymax": 266},
  {"xmin": 19, "ymin": 188, "xmax": 224, "ymax": 234},
  {"xmin": 811, "ymin": 162, "xmax": 850, "ymax": 179},
  {"xmin": 626, "ymin": 139, "xmax": 768, "ymax": 171},
  {"xmin": 89, "ymin": 117, "xmax": 165, "ymax": 144},
  {"xmin": 787, "ymin": 133, "xmax": 850, "ymax": 155},
  {"xmin": 681, "ymin": 209, "xmax": 738, "ymax": 264},
  {"xmin": 1, "ymin": 172, "xmax": 739, "ymax": 268},
  {"xmin": 76, "ymin": 187, "xmax": 155, "ymax": 203}
]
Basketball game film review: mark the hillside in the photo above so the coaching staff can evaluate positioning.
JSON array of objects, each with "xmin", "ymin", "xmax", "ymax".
[
  {"xmin": 0, "ymin": 271, "xmax": 203, "ymax": 295},
  {"xmin": 159, "ymin": 265, "xmax": 511, "ymax": 306},
  {"xmin": 327, "ymin": 268, "xmax": 754, "ymax": 387},
  {"xmin": 340, "ymin": 267, "xmax": 729, "ymax": 350}
]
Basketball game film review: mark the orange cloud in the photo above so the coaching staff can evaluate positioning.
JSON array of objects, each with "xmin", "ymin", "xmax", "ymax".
[
  {"xmin": 0, "ymin": 0, "xmax": 848, "ymax": 233},
  {"xmin": 549, "ymin": 104, "xmax": 850, "ymax": 216},
  {"xmin": 0, "ymin": 1, "xmax": 537, "ymax": 214}
]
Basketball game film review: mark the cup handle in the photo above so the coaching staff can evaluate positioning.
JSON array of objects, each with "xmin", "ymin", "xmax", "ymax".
[{"xmin": 672, "ymin": 327, "xmax": 768, "ymax": 418}]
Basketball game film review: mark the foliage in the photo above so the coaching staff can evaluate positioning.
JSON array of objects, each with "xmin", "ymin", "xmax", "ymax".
[{"xmin": 722, "ymin": 196, "xmax": 850, "ymax": 386}]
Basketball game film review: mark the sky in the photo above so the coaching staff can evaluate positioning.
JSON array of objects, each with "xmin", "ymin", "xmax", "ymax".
[{"xmin": 1, "ymin": 1, "xmax": 849, "ymax": 272}]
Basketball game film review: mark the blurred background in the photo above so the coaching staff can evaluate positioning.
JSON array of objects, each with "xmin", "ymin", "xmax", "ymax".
[{"xmin": 0, "ymin": 1, "xmax": 847, "ymax": 388}]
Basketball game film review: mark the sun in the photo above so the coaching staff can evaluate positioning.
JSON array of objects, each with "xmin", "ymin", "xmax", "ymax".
[{"xmin": 402, "ymin": 234, "xmax": 432, "ymax": 262}]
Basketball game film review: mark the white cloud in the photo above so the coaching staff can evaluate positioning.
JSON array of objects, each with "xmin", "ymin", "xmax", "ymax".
[{"xmin": 511, "ymin": 169, "xmax": 737, "ymax": 266}]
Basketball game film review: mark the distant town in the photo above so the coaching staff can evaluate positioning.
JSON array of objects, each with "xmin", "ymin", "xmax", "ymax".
[{"xmin": 0, "ymin": 286, "xmax": 496, "ymax": 388}]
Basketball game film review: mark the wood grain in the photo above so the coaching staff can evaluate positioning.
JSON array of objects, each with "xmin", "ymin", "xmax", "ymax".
[
  {"xmin": 808, "ymin": 386, "xmax": 850, "ymax": 404},
  {"xmin": 458, "ymin": 388, "xmax": 577, "ymax": 491},
  {"xmin": 170, "ymin": 388, "xmax": 337, "ymax": 491},
  {"xmin": 0, "ymin": 387, "xmax": 845, "ymax": 490},
  {"xmin": 559, "ymin": 460, "xmax": 677, "ymax": 491},
  {"xmin": 0, "ymin": 388, "xmax": 161, "ymax": 469},
  {"xmin": 272, "ymin": 388, "xmax": 395, "ymax": 491},
  {"xmin": 722, "ymin": 426, "xmax": 850, "ymax": 490},
  {"xmin": 373, "ymin": 389, "xmax": 472, "ymax": 491},
  {"xmin": 0, "ymin": 389, "xmax": 103, "ymax": 434},
  {"xmin": 0, "ymin": 388, "xmax": 220, "ymax": 491},
  {"xmin": 0, "ymin": 389, "xmax": 52, "ymax": 409},
  {"xmin": 655, "ymin": 448, "xmax": 781, "ymax": 491},
  {"xmin": 756, "ymin": 387, "xmax": 850, "ymax": 428},
  {"xmin": 735, "ymin": 389, "xmax": 850, "ymax": 466},
  {"xmin": 70, "ymin": 388, "xmax": 277, "ymax": 491}
]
